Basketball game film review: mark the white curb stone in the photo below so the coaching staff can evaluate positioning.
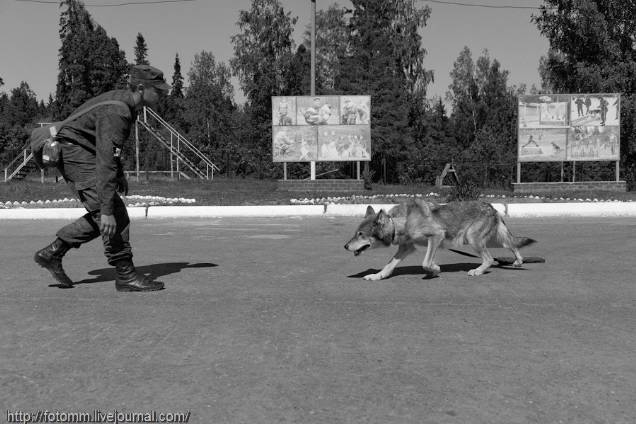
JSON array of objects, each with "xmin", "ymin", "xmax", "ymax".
[
  {"xmin": 324, "ymin": 204, "xmax": 396, "ymax": 217},
  {"xmin": 1, "ymin": 202, "xmax": 636, "ymax": 219},
  {"xmin": 0, "ymin": 207, "xmax": 147, "ymax": 220},
  {"xmin": 505, "ymin": 202, "xmax": 636, "ymax": 218}
]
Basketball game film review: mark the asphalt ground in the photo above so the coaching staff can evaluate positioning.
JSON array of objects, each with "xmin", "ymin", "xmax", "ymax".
[{"xmin": 1, "ymin": 216, "xmax": 635, "ymax": 424}]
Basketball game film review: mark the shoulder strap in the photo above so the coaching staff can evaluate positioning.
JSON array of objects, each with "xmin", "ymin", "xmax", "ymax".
[{"xmin": 60, "ymin": 99, "xmax": 131, "ymax": 127}]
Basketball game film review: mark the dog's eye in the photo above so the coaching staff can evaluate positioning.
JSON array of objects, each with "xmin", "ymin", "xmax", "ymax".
[{"xmin": 357, "ymin": 232, "xmax": 363, "ymax": 236}]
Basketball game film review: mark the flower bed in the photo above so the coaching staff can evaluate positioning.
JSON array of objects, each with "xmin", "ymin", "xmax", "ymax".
[
  {"xmin": 0, "ymin": 191, "xmax": 630, "ymax": 210},
  {"xmin": 0, "ymin": 195, "xmax": 196, "ymax": 209},
  {"xmin": 289, "ymin": 192, "xmax": 628, "ymax": 205}
]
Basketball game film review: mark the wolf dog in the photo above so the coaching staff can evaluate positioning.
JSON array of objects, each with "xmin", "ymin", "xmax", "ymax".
[{"xmin": 344, "ymin": 199, "xmax": 536, "ymax": 280}]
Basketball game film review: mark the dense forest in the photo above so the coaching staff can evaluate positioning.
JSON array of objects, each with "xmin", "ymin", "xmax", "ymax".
[{"xmin": 1, "ymin": 0, "xmax": 634, "ymax": 188}]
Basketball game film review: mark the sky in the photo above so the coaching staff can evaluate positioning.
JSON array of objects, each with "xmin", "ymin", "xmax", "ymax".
[{"xmin": 0, "ymin": 0, "xmax": 549, "ymax": 105}]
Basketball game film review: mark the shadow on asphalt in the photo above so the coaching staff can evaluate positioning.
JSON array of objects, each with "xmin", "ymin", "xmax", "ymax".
[
  {"xmin": 348, "ymin": 263, "xmax": 486, "ymax": 280},
  {"xmin": 49, "ymin": 262, "xmax": 217, "ymax": 287},
  {"xmin": 347, "ymin": 262, "xmax": 533, "ymax": 280}
]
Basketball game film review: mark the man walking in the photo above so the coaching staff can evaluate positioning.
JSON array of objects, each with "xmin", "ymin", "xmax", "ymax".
[{"xmin": 34, "ymin": 65, "xmax": 169, "ymax": 292}]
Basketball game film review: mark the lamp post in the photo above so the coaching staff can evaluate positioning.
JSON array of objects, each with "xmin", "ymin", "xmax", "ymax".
[{"xmin": 310, "ymin": 0, "xmax": 316, "ymax": 180}]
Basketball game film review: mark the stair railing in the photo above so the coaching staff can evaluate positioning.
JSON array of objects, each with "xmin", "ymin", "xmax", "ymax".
[
  {"xmin": 3, "ymin": 144, "xmax": 33, "ymax": 182},
  {"xmin": 136, "ymin": 119, "xmax": 207, "ymax": 180},
  {"xmin": 138, "ymin": 106, "xmax": 219, "ymax": 180}
]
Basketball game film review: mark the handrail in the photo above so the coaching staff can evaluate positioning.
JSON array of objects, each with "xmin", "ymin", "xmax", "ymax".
[
  {"xmin": 5, "ymin": 151, "xmax": 34, "ymax": 182},
  {"xmin": 142, "ymin": 107, "xmax": 220, "ymax": 172},
  {"xmin": 137, "ymin": 120, "xmax": 207, "ymax": 179},
  {"xmin": 3, "ymin": 142, "xmax": 31, "ymax": 173},
  {"xmin": 137, "ymin": 120, "xmax": 205, "ymax": 178},
  {"xmin": 144, "ymin": 107, "xmax": 218, "ymax": 170}
]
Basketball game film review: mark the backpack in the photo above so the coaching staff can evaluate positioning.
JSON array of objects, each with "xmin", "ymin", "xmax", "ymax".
[{"xmin": 30, "ymin": 100, "xmax": 130, "ymax": 169}]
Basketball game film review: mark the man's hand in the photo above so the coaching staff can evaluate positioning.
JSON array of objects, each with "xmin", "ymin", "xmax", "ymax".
[
  {"xmin": 116, "ymin": 175, "xmax": 129, "ymax": 196},
  {"xmin": 100, "ymin": 214, "xmax": 117, "ymax": 238}
]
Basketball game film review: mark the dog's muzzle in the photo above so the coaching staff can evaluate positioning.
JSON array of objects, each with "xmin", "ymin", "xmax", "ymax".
[{"xmin": 344, "ymin": 243, "xmax": 370, "ymax": 256}]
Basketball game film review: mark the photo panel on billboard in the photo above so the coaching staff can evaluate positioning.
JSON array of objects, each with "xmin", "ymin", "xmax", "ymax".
[
  {"xmin": 567, "ymin": 125, "xmax": 619, "ymax": 161},
  {"xmin": 518, "ymin": 128, "xmax": 567, "ymax": 162},
  {"xmin": 271, "ymin": 96, "xmax": 297, "ymax": 126},
  {"xmin": 296, "ymin": 96, "xmax": 340, "ymax": 126},
  {"xmin": 272, "ymin": 126, "xmax": 317, "ymax": 162},
  {"xmin": 518, "ymin": 94, "xmax": 569, "ymax": 128},
  {"xmin": 570, "ymin": 94, "xmax": 619, "ymax": 127},
  {"xmin": 340, "ymin": 95, "xmax": 370, "ymax": 125},
  {"xmin": 317, "ymin": 125, "xmax": 371, "ymax": 162}
]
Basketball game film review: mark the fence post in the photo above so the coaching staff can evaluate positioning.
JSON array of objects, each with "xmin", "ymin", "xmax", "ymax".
[
  {"xmin": 170, "ymin": 132, "xmax": 174, "ymax": 180},
  {"xmin": 177, "ymin": 136, "xmax": 180, "ymax": 180}
]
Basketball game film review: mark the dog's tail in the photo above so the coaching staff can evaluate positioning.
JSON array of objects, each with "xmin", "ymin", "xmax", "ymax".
[{"xmin": 494, "ymin": 214, "xmax": 536, "ymax": 249}]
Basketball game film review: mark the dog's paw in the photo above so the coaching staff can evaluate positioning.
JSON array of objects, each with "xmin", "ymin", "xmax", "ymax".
[
  {"xmin": 512, "ymin": 259, "xmax": 523, "ymax": 267},
  {"xmin": 363, "ymin": 273, "xmax": 385, "ymax": 281},
  {"xmin": 467, "ymin": 268, "xmax": 484, "ymax": 276},
  {"xmin": 422, "ymin": 264, "xmax": 440, "ymax": 276}
]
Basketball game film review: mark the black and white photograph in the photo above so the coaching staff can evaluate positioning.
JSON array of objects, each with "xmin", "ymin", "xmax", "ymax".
[
  {"xmin": 272, "ymin": 125, "xmax": 317, "ymax": 162},
  {"xmin": 518, "ymin": 94, "xmax": 570, "ymax": 128},
  {"xmin": 271, "ymin": 96, "xmax": 297, "ymax": 126},
  {"xmin": 518, "ymin": 128, "xmax": 568, "ymax": 162},
  {"xmin": 568, "ymin": 125, "xmax": 620, "ymax": 161},
  {"xmin": 295, "ymin": 96, "xmax": 340, "ymax": 126},
  {"xmin": 316, "ymin": 125, "xmax": 371, "ymax": 161},
  {"xmin": 570, "ymin": 94, "xmax": 620, "ymax": 127}
]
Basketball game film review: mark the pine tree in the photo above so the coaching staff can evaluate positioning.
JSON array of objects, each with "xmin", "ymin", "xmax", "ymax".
[
  {"xmin": 171, "ymin": 53, "xmax": 184, "ymax": 98},
  {"xmin": 134, "ymin": 33, "xmax": 149, "ymax": 65},
  {"xmin": 56, "ymin": 0, "xmax": 129, "ymax": 117},
  {"xmin": 338, "ymin": 0, "xmax": 432, "ymax": 183}
]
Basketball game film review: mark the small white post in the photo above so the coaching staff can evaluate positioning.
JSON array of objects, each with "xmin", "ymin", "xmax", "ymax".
[{"xmin": 135, "ymin": 121, "xmax": 140, "ymax": 182}]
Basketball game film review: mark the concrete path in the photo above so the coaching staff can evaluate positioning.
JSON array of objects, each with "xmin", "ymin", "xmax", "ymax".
[{"xmin": 1, "ymin": 216, "xmax": 635, "ymax": 423}]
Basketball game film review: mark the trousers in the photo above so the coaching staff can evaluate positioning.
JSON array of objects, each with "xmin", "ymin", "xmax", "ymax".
[{"xmin": 55, "ymin": 142, "xmax": 132, "ymax": 265}]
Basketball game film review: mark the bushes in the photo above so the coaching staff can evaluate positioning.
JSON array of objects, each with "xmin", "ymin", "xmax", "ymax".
[{"xmin": 446, "ymin": 179, "xmax": 482, "ymax": 201}]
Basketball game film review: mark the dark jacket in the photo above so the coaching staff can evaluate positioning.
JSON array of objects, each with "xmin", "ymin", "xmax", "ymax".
[{"xmin": 57, "ymin": 90, "xmax": 137, "ymax": 215}]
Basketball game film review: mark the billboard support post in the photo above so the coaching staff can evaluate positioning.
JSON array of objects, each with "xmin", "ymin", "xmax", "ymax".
[
  {"xmin": 572, "ymin": 161, "xmax": 576, "ymax": 183},
  {"xmin": 357, "ymin": 161, "xmax": 360, "ymax": 180},
  {"xmin": 616, "ymin": 160, "xmax": 619, "ymax": 182},
  {"xmin": 283, "ymin": 162, "xmax": 287, "ymax": 180},
  {"xmin": 516, "ymin": 162, "xmax": 521, "ymax": 184}
]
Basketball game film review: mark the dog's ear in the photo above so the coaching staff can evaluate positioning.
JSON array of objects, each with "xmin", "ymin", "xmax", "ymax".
[
  {"xmin": 375, "ymin": 209, "xmax": 390, "ymax": 224},
  {"xmin": 415, "ymin": 199, "xmax": 434, "ymax": 216},
  {"xmin": 365, "ymin": 205, "xmax": 375, "ymax": 218}
]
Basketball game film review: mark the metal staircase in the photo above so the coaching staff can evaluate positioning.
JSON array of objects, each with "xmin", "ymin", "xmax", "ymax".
[
  {"xmin": 136, "ymin": 107, "xmax": 219, "ymax": 180},
  {"xmin": 3, "ymin": 143, "xmax": 38, "ymax": 182},
  {"xmin": 2, "ymin": 107, "xmax": 218, "ymax": 182}
]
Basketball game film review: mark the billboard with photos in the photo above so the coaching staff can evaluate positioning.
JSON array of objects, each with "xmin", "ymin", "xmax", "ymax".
[
  {"xmin": 518, "ymin": 93, "xmax": 620, "ymax": 162},
  {"xmin": 272, "ymin": 95, "xmax": 371, "ymax": 162}
]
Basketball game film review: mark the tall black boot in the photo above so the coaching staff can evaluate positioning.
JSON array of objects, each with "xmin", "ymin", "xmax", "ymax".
[
  {"xmin": 34, "ymin": 238, "xmax": 73, "ymax": 288},
  {"xmin": 114, "ymin": 260, "xmax": 164, "ymax": 292}
]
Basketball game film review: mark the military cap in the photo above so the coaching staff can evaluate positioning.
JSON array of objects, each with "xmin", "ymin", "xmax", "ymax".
[{"xmin": 130, "ymin": 64, "xmax": 171, "ymax": 93}]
